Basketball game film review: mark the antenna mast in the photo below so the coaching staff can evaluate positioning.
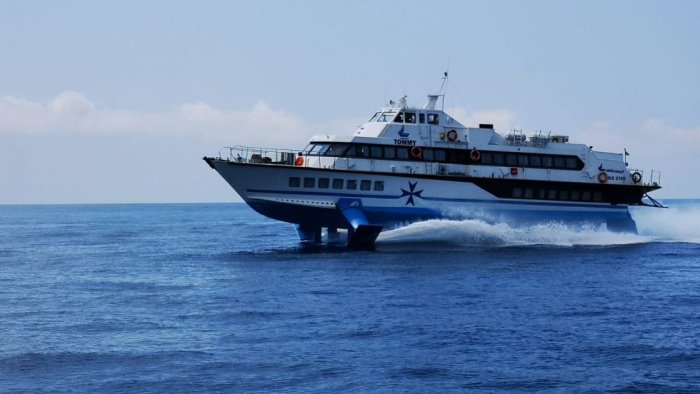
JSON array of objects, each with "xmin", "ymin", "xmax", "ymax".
[{"xmin": 439, "ymin": 71, "xmax": 449, "ymax": 110}]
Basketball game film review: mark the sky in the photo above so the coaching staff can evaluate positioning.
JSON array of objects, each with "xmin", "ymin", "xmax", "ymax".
[{"xmin": 1, "ymin": 0, "xmax": 699, "ymax": 204}]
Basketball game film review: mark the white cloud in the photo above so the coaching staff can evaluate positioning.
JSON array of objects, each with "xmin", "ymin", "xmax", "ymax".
[{"xmin": 0, "ymin": 92, "xmax": 317, "ymax": 148}]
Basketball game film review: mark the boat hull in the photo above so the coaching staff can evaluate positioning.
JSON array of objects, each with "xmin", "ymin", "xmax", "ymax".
[{"xmin": 205, "ymin": 159, "xmax": 639, "ymax": 238}]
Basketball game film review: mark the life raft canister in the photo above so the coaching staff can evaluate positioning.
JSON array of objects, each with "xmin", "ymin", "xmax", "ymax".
[
  {"xmin": 446, "ymin": 129, "xmax": 458, "ymax": 142},
  {"xmin": 410, "ymin": 146, "xmax": 423, "ymax": 159},
  {"xmin": 294, "ymin": 156, "xmax": 304, "ymax": 166},
  {"xmin": 598, "ymin": 171, "xmax": 608, "ymax": 184},
  {"xmin": 631, "ymin": 171, "xmax": 642, "ymax": 184},
  {"xmin": 470, "ymin": 149, "xmax": 481, "ymax": 162}
]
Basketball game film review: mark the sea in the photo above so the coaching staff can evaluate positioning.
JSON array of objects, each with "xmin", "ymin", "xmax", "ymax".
[{"xmin": 1, "ymin": 200, "xmax": 699, "ymax": 392}]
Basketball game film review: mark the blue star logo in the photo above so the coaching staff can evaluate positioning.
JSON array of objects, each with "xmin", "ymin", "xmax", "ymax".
[
  {"xmin": 400, "ymin": 181, "xmax": 424, "ymax": 206},
  {"xmin": 397, "ymin": 125, "xmax": 410, "ymax": 137}
]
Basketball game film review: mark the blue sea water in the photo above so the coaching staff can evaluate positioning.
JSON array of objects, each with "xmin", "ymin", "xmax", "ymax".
[{"xmin": 1, "ymin": 201, "xmax": 699, "ymax": 392}]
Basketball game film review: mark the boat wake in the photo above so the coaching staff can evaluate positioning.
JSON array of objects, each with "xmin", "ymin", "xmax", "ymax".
[
  {"xmin": 377, "ymin": 220, "xmax": 649, "ymax": 247},
  {"xmin": 632, "ymin": 202, "xmax": 700, "ymax": 244},
  {"xmin": 377, "ymin": 201, "xmax": 700, "ymax": 247}
]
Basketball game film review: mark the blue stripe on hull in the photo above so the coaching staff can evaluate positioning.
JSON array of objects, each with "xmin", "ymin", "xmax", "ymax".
[{"xmin": 245, "ymin": 198, "xmax": 634, "ymax": 231}]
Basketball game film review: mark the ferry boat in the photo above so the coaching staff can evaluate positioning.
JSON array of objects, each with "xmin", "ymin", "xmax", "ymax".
[{"xmin": 204, "ymin": 86, "xmax": 663, "ymax": 248}]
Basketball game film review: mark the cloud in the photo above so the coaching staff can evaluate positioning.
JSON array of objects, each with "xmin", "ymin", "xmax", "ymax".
[{"xmin": 0, "ymin": 92, "xmax": 318, "ymax": 148}]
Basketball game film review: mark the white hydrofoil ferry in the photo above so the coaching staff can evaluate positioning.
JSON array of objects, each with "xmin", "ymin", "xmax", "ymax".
[{"xmin": 204, "ymin": 83, "xmax": 663, "ymax": 248}]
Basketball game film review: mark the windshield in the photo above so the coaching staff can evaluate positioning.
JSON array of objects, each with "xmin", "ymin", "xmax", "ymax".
[{"xmin": 376, "ymin": 110, "xmax": 397, "ymax": 122}]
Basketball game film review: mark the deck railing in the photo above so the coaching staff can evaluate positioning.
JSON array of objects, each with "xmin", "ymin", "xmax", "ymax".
[
  {"xmin": 628, "ymin": 168, "xmax": 662, "ymax": 187},
  {"xmin": 218, "ymin": 146, "xmax": 303, "ymax": 166}
]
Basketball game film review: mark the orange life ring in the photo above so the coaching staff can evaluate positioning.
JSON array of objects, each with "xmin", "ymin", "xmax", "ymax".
[
  {"xmin": 410, "ymin": 146, "xmax": 423, "ymax": 159},
  {"xmin": 446, "ymin": 129, "xmax": 458, "ymax": 142},
  {"xmin": 294, "ymin": 156, "xmax": 304, "ymax": 166},
  {"xmin": 470, "ymin": 149, "xmax": 481, "ymax": 162},
  {"xmin": 631, "ymin": 171, "xmax": 642, "ymax": 184},
  {"xmin": 598, "ymin": 172, "xmax": 608, "ymax": 184}
]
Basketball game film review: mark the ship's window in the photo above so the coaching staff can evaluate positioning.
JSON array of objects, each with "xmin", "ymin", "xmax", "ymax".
[
  {"xmin": 593, "ymin": 192, "xmax": 602, "ymax": 202},
  {"xmin": 524, "ymin": 188, "xmax": 534, "ymax": 199},
  {"xmin": 512, "ymin": 187, "xmax": 523, "ymax": 198},
  {"xmin": 374, "ymin": 181, "xmax": 385, "ymax": 191},
  {"xmin": 423, "ymin": 148, "xmax": 434, "ymax": 161},
  {"xmin": 582, "ymin": 191, "xmax": 591, "ymax": 201},
  {"xmin": 427, "ymin": 113, "xmax": 439, "ymax": 125},
  {"xmin": 308, "ymin": 144, "xmax": 328, "ymax": 155},
  {"xmin": 347, "ymin": 180, "xmax": 357, "ymax": 190},
  {"xmin": 555, "ymin": 156, "xmax": 568, "ymax": 168},
  {"xmin": 537, "ymin": 189, "xmax": 547, "ymax": 199},
  {"xmin": 394, "ymin": 112, "xmax": 404, "ymax": 123},
  {"xmin": 344, "ymin": 145, "xmax": 356, "ymax": 157},
  {"xmin": 332, "ymin": 179, "xmax": 344, "ymax": 189},
  {"xmin": 547, "ymin": 189, "xmax": 557, "ymax": 200},
  {"xmin": 419, "ymin": 113, "xmax": 425, "ymax": 124},
  {"xmin": 396, "ymin": 147, "xmax": 409, "ymax": 159},
  {"xmin": 566, "ymin": 157, "xmax": 578, "ymax": 169},
  {"xmin": 318, "ymin": 178, "xmax": 330, "ymax": 189},
  {"xmin": 481, "ymin": 152, "xmax": 493, "ymax": 164},
  {"xmin": 553, "ymin": 156, "xmax": 565, "ymax": 168},
  {"xmin": 377, "ymin": 113, "xmax": 393, "ymax": 122},
  {"xmin": 405, "ymin": 112, "xmax": 416, "ymax": 124},
  {"xmin": 530, "ymin": 155, "xmax": 542, "ymax": 167},
  {"xmin": 542, "ymin": 155, "xmax": 553, "ymax": 168},
  {"xmin": 506, "ymin": 154, "xmax": 517, "ymax": 166},
  {"xmin": 384, "ymin": 146, "xmax": 396, "ymax": 159},
  {"xmin": 493, "ymin": 153, "xmax": 506, "ymax": 165},
  {"xmin": 324, "ymin": 144, "xmax": 348, "ymax": 156},
  {"xmin": 356, "ymin": 145, "xmax": 370, "ymax": 157},
  {"xmin": 303, "ymin": 177, "xmax": 315, "ymax": 188},
  {"xmin": 518, "ymin": 154, "xmax": 529, "ymax": 166},
  {"xmin": 434, "ymin": 149, "xmax": 446, "ymax": 162},
  {"xmin": 289, "ymin": 177, "xmax": 300, "ymax": 187},
  {"xmin": 369, "ymin": 112, "xmax": 380, "ymax": 122},
  {"xmin": 560, "ymin": 190, "xmax": 569, "ymax": 200},
  {"xmin": 360, "ymin": 180, "xmax": 371, "ymax": 191},
  {"xmin": 370, "ymin": 146, "xmax": 383, "ymax": 158},
  {"xmin": 571, "ymin": 190, "xmax": 580, "ymax": 201}
]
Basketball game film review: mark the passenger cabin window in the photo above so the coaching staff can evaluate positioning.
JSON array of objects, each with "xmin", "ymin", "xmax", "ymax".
[
  {"xmin": 396, "ymin": 148, "xmax": 409, "ymax": 159},
  {"xmin": 405, "ymin": 112, "xmax": 416, "ymax": 123},
  {"xmin": 370, "ymin": 146, "xmax": 382, "ymax": 158},
  {"xmin": 394, "ymin": 113, "xmax": 404, "ymax": 123},
  {"xmin": 289, "ymin": 177, "xmax": 300, "ymax": 187},
  {"xmin": 318, "ymin": 178, "xmax": 330, "ymax": 189},
  {"xmin": 427, "ymin": 113, "xmax": 439, "ymax": 125},
  {"xmin": 303, "ymin": 177, "xmax": 315, "ymax": 188},
  {"xmin": 324, "ymin": 144, "xmax": 347, "ymax": 156},
  {"xmin": 360, "ymin": 180, "xmax": 371, "ymax": 191},
  {"xmin": 332, "ymin": 179, "xmax": 344, "ymax": 189},
  {"xmin": 347, "ymin": 180, "xmax": 357, "ymax": 190},
  {"xmin": 419, "ymin": 113, "xmax": 425, "ymax": 124},
  {"xmin": 530, "ymin": 155, "xmax": 541, "ymax": 167},
  {"xmin": 384, "ymin": 146, "xmax": 396, "ymax": 159},
  {"xmin": 374, "ymin": 181, "xmax": 385, "ymax": 191}
]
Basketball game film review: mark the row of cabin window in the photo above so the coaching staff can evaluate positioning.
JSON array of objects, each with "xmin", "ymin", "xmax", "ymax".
[
  {"xmin": 482, "ymin": 152, "xmax": 579, "ymax": 169},
  {"xmin": 512, "ymin": 187, "xmax": 603, "ymax": 202},
  {"xmin": 289, "ymin": 177, "xmax": 385, "ymax": 191},
  {"xmin": 372, "ymin": 111, "xmax": 440, "ymax": 125},
  {"xmin": 309, "ymin": 143, "xmax": 582, "ymax": 170}
]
